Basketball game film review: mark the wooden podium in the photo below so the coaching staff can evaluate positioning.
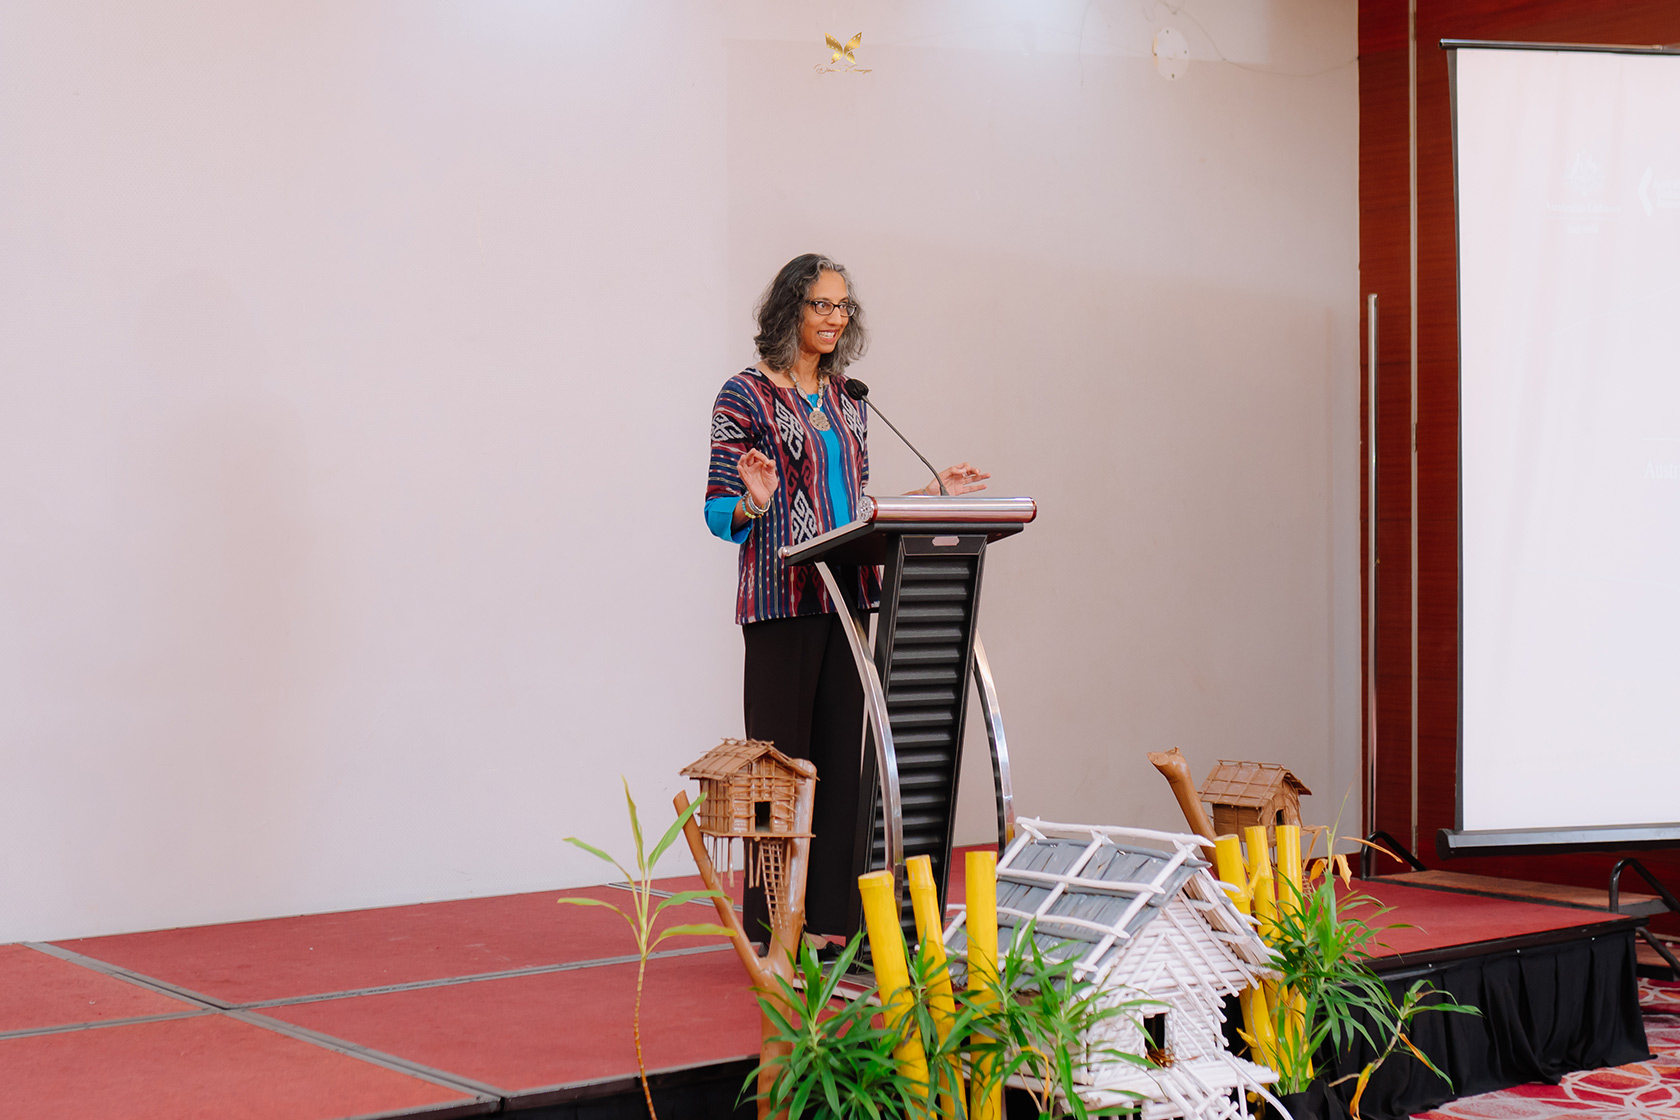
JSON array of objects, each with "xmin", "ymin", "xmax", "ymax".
[{"xmin": 779, "ymin": 495, "xmax": 1036, "ymax": 938}]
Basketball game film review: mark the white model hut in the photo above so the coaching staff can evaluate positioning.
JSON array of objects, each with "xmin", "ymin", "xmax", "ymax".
[{"xmin": 942, "ymin": 818, "xmax": 1287, "ymax": 1120}]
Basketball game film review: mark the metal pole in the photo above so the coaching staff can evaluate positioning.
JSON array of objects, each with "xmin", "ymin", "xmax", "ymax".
[
  {"xmin": 1366, "ymin": 292, "xmax": 1380, "ymax": 875},
  {"xmin": 813, "ymin": 560, "xmax": 905, "ymax": 898},
  {"xmin": 971, "ymin": 636, "xmax": 1016, "ymax": 852},
  {"xmin": 1408, "ymin": 0, "xmax": 1421, "ymax": 856}
]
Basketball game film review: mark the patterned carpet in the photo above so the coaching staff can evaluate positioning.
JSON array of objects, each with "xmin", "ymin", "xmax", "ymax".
[{"xmin": 1411, "ymin": 980, "xmax": 1680, "ymax": 1119}]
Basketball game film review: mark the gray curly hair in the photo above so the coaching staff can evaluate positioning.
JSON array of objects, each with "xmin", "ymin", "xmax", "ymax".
[{"xmin": 753, "ymin": 253, "xmax": 868, "ymax": 375}]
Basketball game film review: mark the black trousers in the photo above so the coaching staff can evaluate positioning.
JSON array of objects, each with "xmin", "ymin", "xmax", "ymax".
[{"xmin": 741, "ymin": 612, "xmax": 865, "ymax": 940}]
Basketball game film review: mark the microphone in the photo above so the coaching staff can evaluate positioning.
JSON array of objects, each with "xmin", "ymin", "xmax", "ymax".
[{"xmin": 842, "ymin": 377, "xmax": 947, "ymax": 496}]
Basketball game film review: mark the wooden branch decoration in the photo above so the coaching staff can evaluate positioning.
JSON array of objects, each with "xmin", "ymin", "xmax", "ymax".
[
  {"xmin": 1147, "ymin": 747, "xmax": 1219, "ymax": 841},
  {"xmin": 675, "ymin": 791, "xmax": 799, "ymax": 1120}
]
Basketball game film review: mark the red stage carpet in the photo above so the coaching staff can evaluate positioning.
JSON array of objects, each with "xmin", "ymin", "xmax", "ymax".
[
  {"xmin": 0, "ymin": 881, "xmax": 758, "ymax": 1120},
  {"xmin": 0, "ymin": 863, "xmax": 1649, "ymax": 1119},
  {"xmin": 1349, "ymin": 878, "xmax": 1638, "ymax": 966}
]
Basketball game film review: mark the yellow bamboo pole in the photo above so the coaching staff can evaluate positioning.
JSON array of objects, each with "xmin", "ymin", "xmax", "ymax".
[
  {"xmin": 1212, "ymin": 832, "xmax": 1272, "ymax": 1069},
  {"xmin": 1275, "ymin": 825, "xmax": 1303, "ymax": 917},
  {"xmin": 1213, "ymin": 835, "xmax": 1251, "ymax": 914},
  {"xmin": 1244, "ymin": 823, "xmax": 1285, "ymax": 1074},
  {"xmin": 966, "ymin": 850, "xmax": 1003, "ymax": 1120},
  {"xmin": 1244, "ymin": 824, "xmax": 1279, "ymax": 940},
  {"xmin": 1242, "ymin": 983, "xmax": 1279, "ymax": 1067},
  {"xmin": 1270, "ymin": 824, "xmax": 1308, "ymax": 1077},
  {"xmin": 859, "ymin": 870, "xmax": 929, "ymax": 1109},
  {"xmin": 1274, "ymin": 825, "xmax": 1314, "ymax": 1078},
  {"xmin": 907, "ymin": 856, "xmax": 960, "ymax": 1118}
]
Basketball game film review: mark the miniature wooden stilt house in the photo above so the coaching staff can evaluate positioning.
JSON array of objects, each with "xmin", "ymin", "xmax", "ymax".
[
  {"xmin": 680, "ymin": 739, "xmax": 816, "ymax": 938},
  {"xmin": 1198, "ymin": 760, "xmax": 1310, "ymax": 841}
]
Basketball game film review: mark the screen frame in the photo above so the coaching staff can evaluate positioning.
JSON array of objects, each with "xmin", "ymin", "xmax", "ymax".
[{"xmin": 1442, "ymin": 39, "xmax": 1680, "ymax": 859}]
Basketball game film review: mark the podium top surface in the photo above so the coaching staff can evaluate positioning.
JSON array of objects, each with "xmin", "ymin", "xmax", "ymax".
[{"xmin": 779, "ymin": 495, "xmax": 1036, "ymax": 568}]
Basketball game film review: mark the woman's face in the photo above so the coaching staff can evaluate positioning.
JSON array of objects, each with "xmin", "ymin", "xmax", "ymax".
[{"xmin": 798, "ymin": 270, "xmax": 850, "ymax": 358}]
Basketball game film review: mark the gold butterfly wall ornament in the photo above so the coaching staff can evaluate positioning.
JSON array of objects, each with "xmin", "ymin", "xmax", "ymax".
[{"xmin": 825, "ymin": 32, "xmax": 861, "ymax": 64}]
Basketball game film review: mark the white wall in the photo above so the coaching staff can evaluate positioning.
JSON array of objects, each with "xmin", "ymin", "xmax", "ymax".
[{"xmin": 0, "ymin": 0, "xmax": 1359, "ymax": 941}]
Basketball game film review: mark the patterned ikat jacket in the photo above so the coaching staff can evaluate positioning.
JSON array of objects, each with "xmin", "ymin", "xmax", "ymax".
[{"xmin": 707, "ymin": 368, "xmax": 881, "ymax": 624}]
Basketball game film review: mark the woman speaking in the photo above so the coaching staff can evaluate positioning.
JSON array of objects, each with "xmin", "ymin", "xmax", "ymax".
[{"xmin": 703, "ymin": 253, "xmax": 987, "ymax": 949}]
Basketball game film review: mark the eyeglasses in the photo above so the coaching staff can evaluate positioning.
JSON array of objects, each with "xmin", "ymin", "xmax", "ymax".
[{"xmin": 806, "ymin": 299, "xmax": 857, "ymax": 318}]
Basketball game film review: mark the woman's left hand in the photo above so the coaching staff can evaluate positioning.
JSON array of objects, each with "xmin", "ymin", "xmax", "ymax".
[{"xmin": 926, "ymin": 463, "xmax": 990, "ymax": 496}]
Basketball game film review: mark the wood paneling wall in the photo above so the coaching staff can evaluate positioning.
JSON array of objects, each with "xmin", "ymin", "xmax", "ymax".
[{"xmin": 1360, "ymin": 0, "xmax": 1680, "ymax": 925}]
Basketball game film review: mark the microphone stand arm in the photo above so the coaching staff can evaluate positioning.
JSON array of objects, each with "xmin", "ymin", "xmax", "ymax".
[{"xmin": 868, "ymin": 402, "xmax": 948, "ymax": 496}]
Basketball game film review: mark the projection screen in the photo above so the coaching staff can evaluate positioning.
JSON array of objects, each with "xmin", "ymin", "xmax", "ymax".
[{"xmin": 1448, "ymin": 43, "xmax": 1680, "ymax": 855}]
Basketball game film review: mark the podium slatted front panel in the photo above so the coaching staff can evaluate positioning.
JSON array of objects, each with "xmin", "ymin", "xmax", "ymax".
[{"xmin": 855, "ymin": 535, "xmax": 987, "ymax": 940}]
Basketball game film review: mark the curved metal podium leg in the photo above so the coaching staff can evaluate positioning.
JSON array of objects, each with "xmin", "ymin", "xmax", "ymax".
[
  {"xmin": 814, "ymin": 561, "xmax": 905, "ymax": 895},
  {"xmin": 972, "ymin": 636, "xmax": 1016, "ymax": 850}
]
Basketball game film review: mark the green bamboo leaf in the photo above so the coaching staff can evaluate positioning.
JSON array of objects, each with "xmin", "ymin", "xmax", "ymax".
[
  {"xmin": 1058, "ymin": 1049, "xmax": 1084, "ymax": 1118},
  {"xmin": 621, "ymin": 777, "xmax": 646, "ymax": 870},
  {"xmin": 651, "ymin": 922, "xmax": 733, "ymax": 946},
  {"xmin": 757, "ymin": 998, "xmax": 799, "ymax": 1040},
  {"xmin": 818, "ymin": 939, "xmax": 864, "ymax": 1003},
  {"xmin": 555, "ymin": 895, "xmax": 638, "ymax": 939},
  {"xmin": 651, "ymin": 889, "xmax": 725, "ymax": 916},
  {"xmin": 562, "ymin": 836, "xmax": 634, "ymax": 883},
  {"xmin": 555, "ymin": 895, "xmax": 623, "ymax": 912}
]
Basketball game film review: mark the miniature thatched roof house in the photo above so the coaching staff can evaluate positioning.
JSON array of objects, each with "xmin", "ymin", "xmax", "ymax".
[
  {"xmin": 1199, "ymin": 760, "xmax": 1310, "ymax": 840},
  {"xmin": 942, "ymin": 820, "xmax": 1284, "ymax": 1120},
  {"xmin": 681, "ymin": 739, "xmax": 818, "ymax": 935},
  {"xmin": 680, "ymin": 738, "xmax": 815, "ymax": 838}
]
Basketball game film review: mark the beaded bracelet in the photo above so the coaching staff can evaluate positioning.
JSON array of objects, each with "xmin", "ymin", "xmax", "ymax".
[{"xmin": 743, "ymin": 490, "xmax": 771, "ymax": 519}]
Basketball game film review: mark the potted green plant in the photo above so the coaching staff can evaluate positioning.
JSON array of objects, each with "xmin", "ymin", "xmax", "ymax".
[
  {"xmin": 1258, "ymin": 860, "xmax": 1479, "ymax": 1120},
  {"xmin": 750, "ymin": 937, "xmax": 919, "ymax": 1119},
  {"xmin": 749, "ymin": 920, "xmax": 1154, "ymax": 1119}
]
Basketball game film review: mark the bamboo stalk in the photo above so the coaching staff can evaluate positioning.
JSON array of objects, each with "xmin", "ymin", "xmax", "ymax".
[
  {"xmin": 966, "ymin": 850, "xmax": 1003, "ymax": 1120},
  {"xmin": 908, "ymin": 856, "xmax": 960, "ymax": 1118},
  {"xmin": 860, "ymin": 870, "xmax": 930, "ymax": 1109},
  {"xmin": 1243, "ymin": 983, "xmax": 1279, "ymax": 1068},
  {"xmin": 1275, "ymin": 825, "xmax": 1303, "ymax": 916},
  {"xmin": 1211, "ymin": 832, "xmax": 1276, "ymax": 1070},
  {"xmin": 1213, "ymin": 835, "xmax": 1251, "ymax": 914},
  {"xmin": 1244, "ymin": 824, "xmax": 1279, "ymax": 940},
  {"xmin": 1272, "ymin": 825, "xmax": 1310, "ymax": 1080}
]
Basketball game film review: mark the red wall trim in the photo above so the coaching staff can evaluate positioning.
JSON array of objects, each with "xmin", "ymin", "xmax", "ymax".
[{"xmin": 1359, "ymin": 0, "xmax": 1680, "ymax": 926}]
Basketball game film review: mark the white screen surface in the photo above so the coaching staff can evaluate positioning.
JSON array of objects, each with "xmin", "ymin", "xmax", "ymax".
[{"xmin": 1458, "ymin": 48, "xmax": 1680, "ymax": 833}]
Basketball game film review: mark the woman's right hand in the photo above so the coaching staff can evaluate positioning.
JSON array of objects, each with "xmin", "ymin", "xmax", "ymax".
[{"xmin": 738, "ymin": 448, "xmax": 779, "ymax": 510}]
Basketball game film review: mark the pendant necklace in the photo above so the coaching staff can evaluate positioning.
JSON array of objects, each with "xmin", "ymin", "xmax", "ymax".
[{"xmin": 792, "ymin": 374, "xmax": 832, "ymax": 431}]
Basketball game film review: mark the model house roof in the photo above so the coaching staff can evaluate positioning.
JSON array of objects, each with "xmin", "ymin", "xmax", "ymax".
[
  {"xmin": 1198, "ymin": 760, "xmax": 1310, "ymax": 808},
  {"xmin": 679, "ymin": 738, "xmax": 816, "ymax": 781},
  {"xmin": 944, "ymin": 819, "xmax": 1272, "ymax": 979}
]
